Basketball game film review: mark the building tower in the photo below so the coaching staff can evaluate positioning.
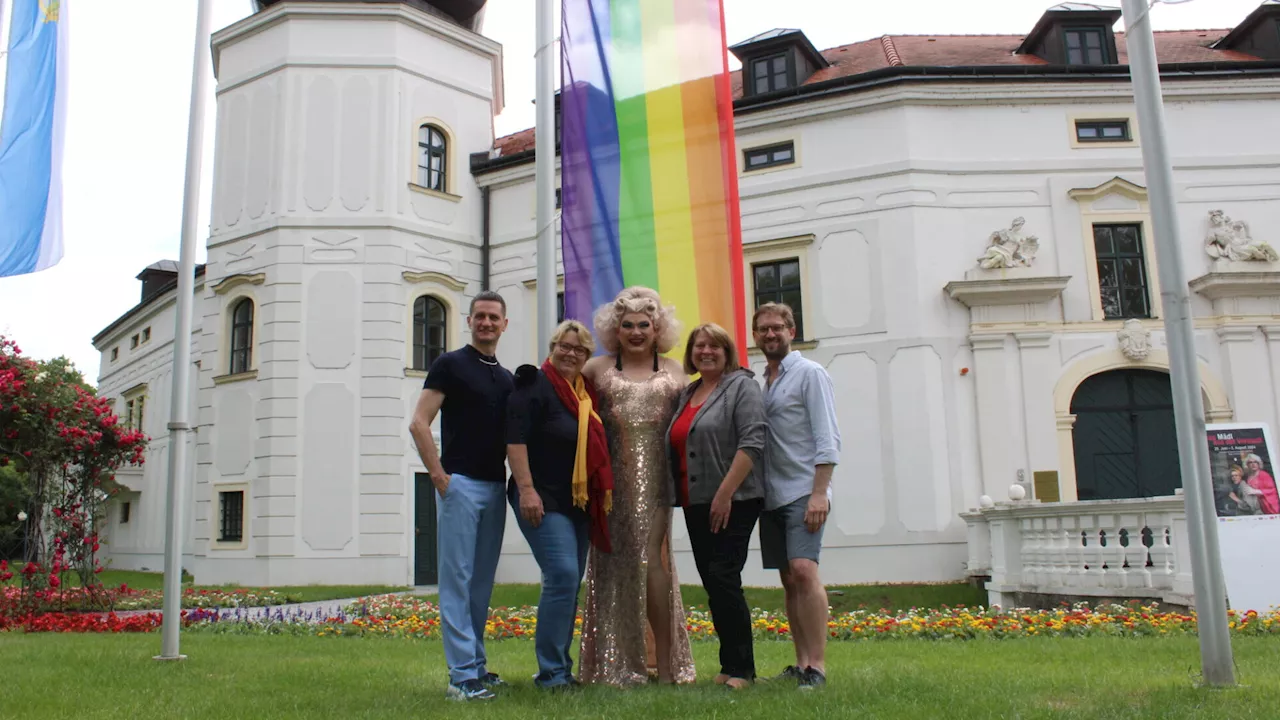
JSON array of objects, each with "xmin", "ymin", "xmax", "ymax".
[{"xmin": 196, "ymin": 0, "xmax": 502, "ymax": 585}]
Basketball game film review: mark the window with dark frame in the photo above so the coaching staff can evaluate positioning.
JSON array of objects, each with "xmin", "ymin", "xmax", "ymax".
[
  {"xmin": 752, "ymin": 258, "xmax": 804, "ymax": 341},
  {"xmin": 744, "ymin": 142, "xmax": 795, "ymax": 171},
  {"xmin": 125, "ymin": 395, "xmax": 146, "ymax": 433},
  {"xmin": 230, "ymin": 298, "xmax": 254, "ymax": 375},
  {"xmin": 219, "ymin": 490, "xmax": 244, "ymax": 543},
  {"xmin": 750, "ymin": 52, "xmax": 791, "ymax": 94},
  {"xmin": 120, "ymin": 502, "xmax": 131, "ymax": 524},
  {"xmin": 1064, "ymin": 27, "xmax": 1109, "ymax": 65},
  {"xmin": 417, "ymin": 124, "xmax": 448, "ymax": 192},
  {"xmin": 110, "ymin": 347, "xmax": 118, "ymax": 362},
  {"xmin": 142, "ymin": 327, "xmax": 151, "ymax": 343},
  {"xmin": 1093, "ymin": 223, "xmax": 1151, "ymax": 320},
  {"xmin": 130, "ymin": 334, "xmax": 139, "ymax": 349},
  {"xmin": 413, "ymin": 295, "xmax": 447, "ymax": 371},
  {"xmin": 1076, "ymin": 120, "xmax": 1130, "ymax": 143},
  {"xmin": 557, "ymin": 291, "xmax": 565, "ymax": 323}
]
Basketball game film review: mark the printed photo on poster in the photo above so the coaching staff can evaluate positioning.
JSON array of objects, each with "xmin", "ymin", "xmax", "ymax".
[{"xmin": 1206, "ymin": 423, "xmax": 1280, "ymax": 518}]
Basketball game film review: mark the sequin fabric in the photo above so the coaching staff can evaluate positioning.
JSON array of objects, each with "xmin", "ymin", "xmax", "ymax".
[{"xmin": 579, "ymin": 367, "xmax": 697, "ymax": 686}]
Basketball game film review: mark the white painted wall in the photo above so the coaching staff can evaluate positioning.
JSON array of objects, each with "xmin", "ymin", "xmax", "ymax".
[{"xmin": 94, "ymin": 6, "xmax": 1280, "ymax": 588}]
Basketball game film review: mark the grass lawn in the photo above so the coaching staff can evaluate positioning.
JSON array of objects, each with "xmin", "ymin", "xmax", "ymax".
[
  {"xmin": 480, "ymin": 582, "xmax": 987, "ymax": 614},
  {"xmin": 2, "ymin": 634, "xmax": 1278, "ymax": 719}
]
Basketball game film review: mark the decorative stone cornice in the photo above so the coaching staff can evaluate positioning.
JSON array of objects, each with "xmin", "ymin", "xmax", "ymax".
[
  {"xmin": 1067, "ymin": 176, "xmax": 1147, "ymax": 204},
  {"xmin": 402, "ymin": 271, "xmax": 466, "ymax": 291},
  {"xmin": 1015, "ymin": 332, "xmax": 1053, "ymax": 350},
  {"xmin": 744, "ymin": 234, "xmax": 815, "ymax": 255},
  {"xmin": 213, "ymin": 370, "xmax": 259, "ymax": 386},
  {"xmin": 968, "ymin": 334, "xmax": 1008, "ymax": 352},
  {"xmin": 522, "ymin": 274, "xmax": 565, "ymax": 290},
  {"xmin": 211, "ymin": 273, "xmax": 266, "ymax": 296},
  {"xmin": 944, "ymin": 276, "xmax": 1070, "ymax": 308},
  {"xmin": 1215, "ymin": 325, "xmax": 1259, "ymax": 344},
  {"xmin": 1189, "ymin": 268, "xmax": 1280, "ymax": 300}
]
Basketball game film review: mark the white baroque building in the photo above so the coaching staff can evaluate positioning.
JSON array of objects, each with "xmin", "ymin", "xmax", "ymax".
[{"xmin": 92, "ymin": 1, "xmax": 1280, "ymax": 598}]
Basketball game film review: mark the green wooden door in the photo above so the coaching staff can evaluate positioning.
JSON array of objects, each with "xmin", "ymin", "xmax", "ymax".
[
  {"xmin": 414, "ymin": 473, "xmax": 439, "ymax": 586},
  {"xmin": 1071, "ymin": 369, "xmax": 1180, "ymax": 500}
]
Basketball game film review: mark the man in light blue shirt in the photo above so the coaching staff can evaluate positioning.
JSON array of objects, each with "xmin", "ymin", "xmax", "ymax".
[{"xmin": 753, "ymin": 302, "xmax": 840, "ymax": 691}]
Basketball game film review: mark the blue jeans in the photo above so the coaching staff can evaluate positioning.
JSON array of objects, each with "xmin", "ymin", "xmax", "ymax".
[
  {"xmin": 511, "ymin": 489, "xmax": 589, "ymax": 688},
  {"xmin": 437, "ymin": 474, "xmax": 507, "ymax": 685}
]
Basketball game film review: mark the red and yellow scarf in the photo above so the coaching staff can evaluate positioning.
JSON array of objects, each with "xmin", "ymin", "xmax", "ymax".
[{"xmin": 542, "ymin": 359, "xmax": 614, "ymax": 552}]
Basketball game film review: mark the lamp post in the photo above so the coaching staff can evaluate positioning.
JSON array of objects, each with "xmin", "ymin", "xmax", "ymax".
[{"xmin": 1119, "ymin": 0, "xmax": 1234, "ymax": 686}]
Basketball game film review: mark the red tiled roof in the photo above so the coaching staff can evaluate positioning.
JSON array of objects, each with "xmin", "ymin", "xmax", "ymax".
[
  {"xmin": 495, "ymin": 127, "xmax": 535, "ymax": 157},
  {"xmin": 494, "ymin": 29, "xmax": 1261, "ymax": 158}
]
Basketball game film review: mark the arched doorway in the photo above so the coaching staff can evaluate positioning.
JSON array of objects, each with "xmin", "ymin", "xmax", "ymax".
[{"xmin": 1071, "ymin": 369, "xmax": 1180, "ymax": 500}]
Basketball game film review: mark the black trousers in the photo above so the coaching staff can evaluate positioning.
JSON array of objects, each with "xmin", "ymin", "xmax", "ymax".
[{"xmin": 684, "ymin": 498, "xmax": 763, "ymax": 680}]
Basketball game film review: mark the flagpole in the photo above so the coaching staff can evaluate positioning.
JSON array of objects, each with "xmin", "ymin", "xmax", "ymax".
[
  {"xmin": 1120, "ymin": 0, "xmax": 1234, "ymax": 686},
  {"xmin": 534, "ymin": 0, "xmax": 556, "ymax": 345},
  {"xmin": 155, "ymin": 0, "xmax": 213, "ymax": 662}
]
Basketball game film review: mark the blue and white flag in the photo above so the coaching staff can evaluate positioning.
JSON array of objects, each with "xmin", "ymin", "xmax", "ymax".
[{"xmin": 0, "ymin": 0, "xmax": 67, "ymax": 277}]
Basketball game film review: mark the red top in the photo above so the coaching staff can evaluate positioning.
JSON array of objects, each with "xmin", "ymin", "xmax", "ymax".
[{"xmin": 670, "ymin": 401, "xmax": 702, "ymax": 507}]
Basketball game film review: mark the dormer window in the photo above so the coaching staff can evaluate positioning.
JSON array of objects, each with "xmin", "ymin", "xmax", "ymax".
[
  {"xmin": 751, "ymin": 53, "xmax": 791, "ymax": 94},
  {"xmin": 1064, "ymin": 27, "xmax": 1110, "ymax": 65},
  {"xmin": 1017, "ymin": 5, "xmax": 1121, "ymax": 67},
  {"xmin": 1212, "ymin": 3, "xmax": 1280, "ymax": 62},
  {"xmin": 730, "ymin": 29, "xmax": 829, "ymax": 100}
]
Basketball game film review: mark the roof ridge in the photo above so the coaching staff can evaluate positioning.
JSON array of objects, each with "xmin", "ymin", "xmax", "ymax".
[{"xmin": 879, "ymin": 35, "xmax": 903, "ymax": 67}]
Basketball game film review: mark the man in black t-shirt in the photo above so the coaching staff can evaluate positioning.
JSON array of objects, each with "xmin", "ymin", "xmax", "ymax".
[{"xmin": 409, "ymin": 290, "xmax": 514, "ymax": 702}]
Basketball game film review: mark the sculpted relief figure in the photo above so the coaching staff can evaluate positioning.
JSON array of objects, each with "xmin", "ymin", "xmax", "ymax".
[
  {"xmin": 1205, "ymin": 209, "xmax": 1279, "ymax": 263},
  {"xmin": 1117, "ymin": 319, "xmax": 1152, "ymax": 362},
  {"xmin": 977, "ymin": 217, "xmax": 1040, "ymax": 269}
]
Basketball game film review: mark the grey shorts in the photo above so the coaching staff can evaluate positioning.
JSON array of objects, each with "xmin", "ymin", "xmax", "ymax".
[{"xmin": 759, "ymin": 494, "xmax": 825, "ymax": 570}]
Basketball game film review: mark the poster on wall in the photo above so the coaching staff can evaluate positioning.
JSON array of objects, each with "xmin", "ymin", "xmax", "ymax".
[{"xmin": 1206, "ymin": 422, "xmax": 1280, "ymax": 612}]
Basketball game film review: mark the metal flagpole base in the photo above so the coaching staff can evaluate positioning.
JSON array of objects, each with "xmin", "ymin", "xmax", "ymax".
[{"xmin": 153, "ymin": 654, "xmax": 188, "ymax": 662}]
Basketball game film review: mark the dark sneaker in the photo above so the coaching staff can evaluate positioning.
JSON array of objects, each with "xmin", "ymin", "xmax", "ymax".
[
  {"xmin": 798, "ymin": 667, "xmax": 827, "ymax": 691},
  {"xmin": 480, "ymin": 672, "xmax": 506, "ymax": 688},
  {"xmin": 771, "ymin": 665, "xmax": 805, "ymax": 682},
  {"xmin": 446, "ymin": 679, "xmax": 495, "ymax": 701}
]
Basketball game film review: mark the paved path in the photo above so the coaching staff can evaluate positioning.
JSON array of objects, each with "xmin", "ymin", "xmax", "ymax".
[{"xmin": 117, "ymin": 585, "xmax": 439, "ymax": 623}]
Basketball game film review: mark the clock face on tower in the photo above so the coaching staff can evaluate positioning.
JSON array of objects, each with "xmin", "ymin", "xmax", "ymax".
[{"xmin": 253, "ymin": 1, "xmax": 488, "ymax": 32}]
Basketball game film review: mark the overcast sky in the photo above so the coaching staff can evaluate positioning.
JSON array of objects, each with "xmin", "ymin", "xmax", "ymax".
[{"xmin": 0, "ymin": 0, "xmax": 1265, "ymax": 383}]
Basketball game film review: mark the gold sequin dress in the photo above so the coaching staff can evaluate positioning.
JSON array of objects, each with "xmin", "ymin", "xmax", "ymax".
[{"xmin": 579, "ymin": 367, "xmax": 697, "ymax": 686}]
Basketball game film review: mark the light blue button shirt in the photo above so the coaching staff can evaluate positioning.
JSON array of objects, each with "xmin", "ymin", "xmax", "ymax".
[{"xmin": 761, "ymin": 351, "xmax": 841, "ymax": 511}]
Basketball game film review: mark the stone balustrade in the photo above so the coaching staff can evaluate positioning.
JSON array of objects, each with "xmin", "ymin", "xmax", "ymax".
[{"xmin": 961, "ymin": 494, "xmax": 1195, "ymax": 609}]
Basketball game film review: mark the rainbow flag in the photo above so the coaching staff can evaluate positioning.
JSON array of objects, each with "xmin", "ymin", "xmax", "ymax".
[{"xmin": 560, "ymin": 0, "xmax": 746, "ymax": 358}]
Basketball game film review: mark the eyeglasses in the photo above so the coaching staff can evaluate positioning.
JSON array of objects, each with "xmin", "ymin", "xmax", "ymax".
[
  {"xmin": 755, "ymin": 324, "xmax": 790, "ymax": 335},
  {"xmin": 555, "ymin": 342, "xmax": 590, "ymax": 358}
]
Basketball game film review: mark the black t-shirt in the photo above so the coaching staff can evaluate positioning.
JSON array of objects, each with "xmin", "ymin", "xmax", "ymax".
[
  {"xmin": 423, "ymin": 345, "xmax": 514, "ymax": 482},
  {"xmin": 506, "ymin": 367, "xmax": 583, "ymax": 517}
]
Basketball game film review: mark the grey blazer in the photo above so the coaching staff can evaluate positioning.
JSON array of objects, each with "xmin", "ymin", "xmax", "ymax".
[{"xmin": 665, "ymin": 368, "xmax": 766, "ymax": 506}]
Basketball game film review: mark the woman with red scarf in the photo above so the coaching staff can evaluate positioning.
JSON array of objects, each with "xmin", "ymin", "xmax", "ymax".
[{"xmin": 507, "ymin": 320, "xmax": 613, "ymax": 690}]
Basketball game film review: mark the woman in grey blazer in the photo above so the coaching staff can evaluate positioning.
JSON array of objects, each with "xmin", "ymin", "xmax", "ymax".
[{"xmin": 666, "ymin": 322, "xmax": 766, "ymax": 689}]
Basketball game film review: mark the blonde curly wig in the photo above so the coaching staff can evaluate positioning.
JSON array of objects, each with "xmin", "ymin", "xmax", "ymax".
[{"xmin": 592, "ymin": 286, "xmax": 682, "ymax": 356}]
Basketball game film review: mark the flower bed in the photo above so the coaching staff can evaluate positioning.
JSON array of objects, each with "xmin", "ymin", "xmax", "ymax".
[
  {"xmin": 0, "ymin": 611, "xmax": 162, "ymax": 633},
  {"xmin": 7, "ymin": 592, "xmax": 1280, "ymax": 639},
  {"xmin": 0, "ymin": 583, "xmax": 299, "ymax": 614},
  {"xmin": 184, "ymin": 596, "xmax": 1280, "ymax": 641}
]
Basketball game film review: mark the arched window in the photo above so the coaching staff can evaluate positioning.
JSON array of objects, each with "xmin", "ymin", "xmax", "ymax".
[
  {"xmin": 230, "ymin": 298, "xmax": 254, "ymax": 375},
  {"xmin": 413, "ymin": 295, "xmax": 447, "ymax": 371},
  {"xmin": 418, "ymin": 124, "xmax": 447, "ymax": 192}
]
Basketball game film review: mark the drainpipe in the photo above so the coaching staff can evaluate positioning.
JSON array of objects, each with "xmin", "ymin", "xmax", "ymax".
[{"xmin": 480, "ymin": 185, "xmax": 491, "ymax": 291}]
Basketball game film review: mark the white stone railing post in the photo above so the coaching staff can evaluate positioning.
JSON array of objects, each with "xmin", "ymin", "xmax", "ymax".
[{"xmin": 959, "ymin": 495, "xmax": 1191, "ymax": 608}]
